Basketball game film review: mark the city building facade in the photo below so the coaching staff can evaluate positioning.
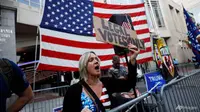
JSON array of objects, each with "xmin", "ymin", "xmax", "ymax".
[
  {"xmin": 1, "ymin": 0, "xmax": 194, "ymax": 64},
  {"xmin": 0, "ymin": 0, "xmax": 195, "ymax": 83},
  {"xmin": 172, "ymin": 0, "xmax": 200, "ymax": 24}
]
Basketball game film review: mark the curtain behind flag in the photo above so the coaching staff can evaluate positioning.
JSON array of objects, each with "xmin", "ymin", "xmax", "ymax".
[{"xmin": 37, "ymin": 0, "xmax": 152, "ymax": 71}]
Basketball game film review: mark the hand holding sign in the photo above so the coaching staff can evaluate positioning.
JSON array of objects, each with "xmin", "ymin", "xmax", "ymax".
[{"xmin": 128, "ymin": 43, "xmax": 140, "ymax": 65}]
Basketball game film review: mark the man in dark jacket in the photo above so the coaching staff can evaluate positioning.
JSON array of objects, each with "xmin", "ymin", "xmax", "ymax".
[{"xmin": 0, "ymin": 58, "xmax": 33, "ymax": 112}]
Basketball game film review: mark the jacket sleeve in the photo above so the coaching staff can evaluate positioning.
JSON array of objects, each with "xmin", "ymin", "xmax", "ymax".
[
  {"xmin": 62, "ymin": 84, "xmax": 82, "ymax": 112},
  {"xmin": 101, "ymin": 62, "xmax": 137, "ymax": 94}
]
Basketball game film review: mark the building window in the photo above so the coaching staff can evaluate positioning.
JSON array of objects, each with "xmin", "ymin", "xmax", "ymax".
[
  {"xmin": 30, "ymin": 0, "xmax": 40, "ymax": 8},
  {"xmin": 176, "ymin": 9, "xmax": 179, "ymax": 13},
  {"xmin": 17, "ymin": 0, "xmax": 41, "ymax": 8},
  {"xmin": 169, "ymin": 5, "xmax": 173, "ymax": 10},
  {"xmin": 147, "ymin": 0, "xmax": 165, "ymax": 28}
]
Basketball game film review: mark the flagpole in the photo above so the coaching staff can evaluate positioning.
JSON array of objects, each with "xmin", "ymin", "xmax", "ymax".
[
  {"xmin": 33, "ymin": 27, "xmax": 39, "ymax": 92},
  {"xmin": 32, "ymin": 26, "xmax": 39, "ymax": 111},
  {"xmin": 33, "ymin": 0, "xmax": 43, "ymax": 91}
]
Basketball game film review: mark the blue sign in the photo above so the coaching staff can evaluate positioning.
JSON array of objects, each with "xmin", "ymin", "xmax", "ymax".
[
  {"xmin": 144, "ymin": 71, "xmax": 166, "ymax": 92},
  {"xmin": 53, "ymin": 106, "xmax": 63, "ymax": 112}
]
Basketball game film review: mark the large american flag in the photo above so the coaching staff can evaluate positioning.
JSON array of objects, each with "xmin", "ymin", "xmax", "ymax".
[{"xmin": 37, "ymin": 0, "xmax": 152, "ymax": 71}]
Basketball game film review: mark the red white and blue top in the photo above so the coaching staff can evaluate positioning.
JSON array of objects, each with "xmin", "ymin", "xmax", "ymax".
[{"xmin": 81, "ymin": 86, "xmax": 111, "ymax": 112}]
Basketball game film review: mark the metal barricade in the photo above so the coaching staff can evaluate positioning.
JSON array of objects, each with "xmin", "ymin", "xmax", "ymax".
[
  {"xmin": 6, "ymin": 63, "xmax": 199, "ymax": 112},
  {"xmin": 7, "ymin": 85, "xmax": 69, "ymax": 112},
  {"xmin": 160, "ymin": 70, "xmax": 200, "ymax": 112},
  {"xmin": 109, "ymin": 83, "xmax": 162, "ymax": 112}
]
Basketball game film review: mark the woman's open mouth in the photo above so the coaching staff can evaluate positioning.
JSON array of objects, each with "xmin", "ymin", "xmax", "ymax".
[{"xmin": 95, "ymin": 65, "xmax": 100, "ymax": 70}]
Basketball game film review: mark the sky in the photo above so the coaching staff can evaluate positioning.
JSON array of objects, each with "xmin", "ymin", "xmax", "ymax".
[
  {"xmin": 189, "ymin": 5, "xmax": 200, "ymax": 24},
  {"xmin": 172, "ymin": 0, "xmax": 200, "ymax": 24}
]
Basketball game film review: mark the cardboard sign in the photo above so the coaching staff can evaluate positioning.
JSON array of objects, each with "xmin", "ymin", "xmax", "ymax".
[
  {"xmin": 144, "ymin": 71, "xmax": 166, "ymax": 92},
  {"xmin": 93, "ymin": 16, "xmax": 145, "ymax": 50}
]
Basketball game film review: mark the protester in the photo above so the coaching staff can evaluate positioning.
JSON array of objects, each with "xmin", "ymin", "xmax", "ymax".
[
  {"xmin": 108, "ymin": 55, "xmax": 128, "ymax": 79},
  {"xmin": 0, "ymin": 58, "xmax": 33, "ymax": 112},
  {"xmin": 63, "ymin": 44, "xmax": 139, "ymax": 112}
]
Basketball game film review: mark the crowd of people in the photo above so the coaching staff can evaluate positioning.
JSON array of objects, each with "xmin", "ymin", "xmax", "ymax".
[{"xmin": 0, "ymin": 44, "xmax": 140, "ymax": 112}]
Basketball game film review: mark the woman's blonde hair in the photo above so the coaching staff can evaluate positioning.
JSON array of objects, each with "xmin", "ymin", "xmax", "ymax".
[{"xmin": 79, "ymin": 51, "xmax": 99, "ymax": 81}]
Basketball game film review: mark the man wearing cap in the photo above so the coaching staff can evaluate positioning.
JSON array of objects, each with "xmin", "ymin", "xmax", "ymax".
[{"xmin": 108, "ymin": 55, "xmax": 128, "ymax": 79}]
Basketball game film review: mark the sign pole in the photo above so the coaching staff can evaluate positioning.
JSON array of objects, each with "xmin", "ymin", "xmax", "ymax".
[
  {"xmin": 123, "ymin": 51, "xmax": 137, "ymax": 98},
  {"xmin": 124, "ymin": 52, "xmax": 129, "ymax": 66}
]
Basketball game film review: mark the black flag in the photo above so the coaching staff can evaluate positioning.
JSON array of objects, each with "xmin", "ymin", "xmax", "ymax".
[{"xmin": 109, "ymin": 14, "xmax": 134, "ymax": 55}]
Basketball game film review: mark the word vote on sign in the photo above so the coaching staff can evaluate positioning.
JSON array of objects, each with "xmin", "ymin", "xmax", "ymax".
[{"xmin": 93, "ymin": 16, "xmax": 145, "ymax": 50}]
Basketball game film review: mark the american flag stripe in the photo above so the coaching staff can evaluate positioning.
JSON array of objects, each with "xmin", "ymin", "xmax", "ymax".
[
  {"xmin": 37, "ymin": 1, "xmax": 152, "ymax": 71},
  {"xmin": 100, "ymin": 94, "xmax": 109, "ymax": 100},
  {"xmin": 102, "ymin": 101, "xmax": 111, "ymax": 107},
  {"xmin": 39, "ymin": 56, "xmax": 129, "ymax": 71},
  {"xmin": 93, "ymin": 3, "xmax": 145, "ymax": 13},
  {"xmin": 41, "ymin": 43, "xmax": 151, "ymax": 59},
  {"xmin": 38, "ymin": 57, "xmax": 152, "ymax": 71},
  {"xmin": 140, "ymin": 47, "xmax": 151, "ymax": 53},
  {"xmin": 39, "ymin": 56, "xmax": 115, "ymax": 68},
  {"xmin": 136, "ymin": 28, "xmax": 150, "ymax": 34},
  {"xmin": 41, "ymin": 42, "xmax": 115, "ymax": 56},
  {"xmin": 103, "ymin": 15, "xmax": 147, "ymax": 23},
  {"xmin": 122, "ymin": 22, "xmax": 131, "ymax": 29},
  {"xmin": 133, "ymin": 20, "xmax": 148, "ymax": 25},
  {"xmin": 102, "ymin": 88, "xmax": 107, "ymax": 92},
  {"xmin": 94, "ymin": 7, "xmax": 145, "ymax": 14},
  {"xmin": 100, "ymin": 87, "xmax": 111, "ymax": 109},
  {"xmin": 37, "ymin": 63, "xmax": 115, "ymax": 71},
  {"xmin": 134, "ymin": 24, "xmax": 149, "ymax": 30},
  {"xmin": 143, "ymin": 38, "xmax": 150, "ymax": 43},
  {"xmin": 101, "ymin": 98, "xmax": 110, "ymax": 103},
  {"xmin": 137, "ymin": 33, "xmax": 150, "ymax": 40},
  {"xmin": 40, "ymin": 28, "xmax": 151, "ymax": 52},
  {"xmin": 42, "ymin": 35, "xmax": 113, "ymax": 49},
  {"xmin": 41, "ymin": 46, "xmax": 151, "ymax": 62},
  {"xmin": 41, "ymin": 49, "xmax": 114, "ymax": 61},
  {"xmin": 39, "ymin": 52, "xmax": 152, "ymax": 67},
  {"xmin": 93, "ymin": 3, "xmax": 151, "ymax": 53},
  {"xmin": 94, "ymin": 11, "xmax": 146, "ymax": 18},
  {"xmin": 93, "ymin": 2, "xmax": 144, "ymax": 9},
  {"xmin": 40, "ymin": 28, "xmax": 151, "ymax": 56},
  {"xmin": 41, "ymin": 28, "xmax": 102, "ymax": 43}
]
